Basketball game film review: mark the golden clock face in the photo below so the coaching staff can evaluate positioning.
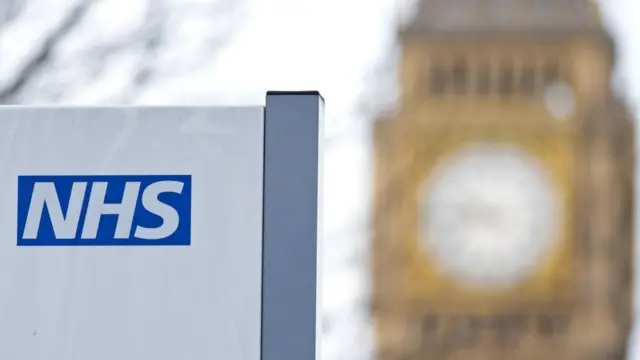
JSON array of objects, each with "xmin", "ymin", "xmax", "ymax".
[{"xmin": 420, "ymin": 143, "xmax": 563, "ymax": 290}]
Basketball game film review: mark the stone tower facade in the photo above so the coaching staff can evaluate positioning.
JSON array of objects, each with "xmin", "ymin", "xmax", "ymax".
[{"xmin": 371, "ymin": 1, "xmax": 635, "ymax": 359}]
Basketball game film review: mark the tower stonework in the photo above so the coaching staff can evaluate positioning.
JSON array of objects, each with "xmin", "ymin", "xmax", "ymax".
[{"xmin": 371, "ymin": 1, "xmax": 635, "ymax": 359}]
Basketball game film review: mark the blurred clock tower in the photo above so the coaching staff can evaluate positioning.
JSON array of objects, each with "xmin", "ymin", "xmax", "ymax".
[{"xmin": 371, "ymin": 1, "xmax": 635, "ymax": 359}]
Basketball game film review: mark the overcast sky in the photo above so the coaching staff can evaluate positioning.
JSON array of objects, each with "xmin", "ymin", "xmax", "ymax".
[{"xmin": 1, "ymin": 0, "xmax": 639, "ymax": 359}]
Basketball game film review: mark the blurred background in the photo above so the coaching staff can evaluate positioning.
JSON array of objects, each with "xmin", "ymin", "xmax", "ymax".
[{"xmin": 1, "ymin": 0, "xmax": 639, "ymax": 359}]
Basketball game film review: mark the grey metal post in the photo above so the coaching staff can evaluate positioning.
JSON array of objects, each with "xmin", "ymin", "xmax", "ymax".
[{"xmin": 262, "ymin": 91, "xmax": 324, "ymax": 360}]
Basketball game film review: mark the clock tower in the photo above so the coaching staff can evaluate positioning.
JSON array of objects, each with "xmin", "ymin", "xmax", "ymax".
[{"xmin": 371, "ymin": 1, "xmax": 635, "ymax": 360}]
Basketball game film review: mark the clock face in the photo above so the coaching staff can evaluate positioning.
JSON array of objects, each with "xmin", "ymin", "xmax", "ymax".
[{"xmin": 421, "ymin": 143, "xmax": 562, "ymax": 290}]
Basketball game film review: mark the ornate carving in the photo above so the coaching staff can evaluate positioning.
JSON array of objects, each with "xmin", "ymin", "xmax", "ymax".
[{"xmin": 413, "ymin": 312, "xmax": 570, "ymax": 354}]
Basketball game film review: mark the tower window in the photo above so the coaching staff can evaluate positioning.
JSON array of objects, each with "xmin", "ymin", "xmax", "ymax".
[
  {"xmin": 520, "ymin": 63, "xmax": 536, "ymax": 95},
  {"xmin": 537, "ymin": 314, "xmax": 555, "ymax": 336},
  {"xmin": 498, "ymin": 61, "xmax": 514, "ymax": 96},
  {"xmin": 475, "ymin": 63, "xmax": 491, "ymax": 95},
  {"xmin": 542, "ymin": 60, "xmax": 560, "ymax": 85},
  {"xmin": 536, "ymin": 314, "xmax": 568, "ymax": 337},
  {"xmin": 452, "ymin": 58, "xmax": 467, "ymax": 94},
  {"xmin": 422, "ymin": 314, "xmax": 438, "ymax": 339},
  {"xmin": 428, "ymin": 64, "xmax": 447, "ymax": 95}
]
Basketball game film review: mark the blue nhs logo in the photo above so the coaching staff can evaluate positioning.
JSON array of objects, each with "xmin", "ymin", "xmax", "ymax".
[{"xmin": 17, "ymin": 175, "xmax": 191, "ymax": 246}]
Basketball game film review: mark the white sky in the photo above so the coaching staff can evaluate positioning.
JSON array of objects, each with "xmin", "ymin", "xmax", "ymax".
[{"xmin": 2, "ymin": 0, "xmax": 640, "ymax": 358}]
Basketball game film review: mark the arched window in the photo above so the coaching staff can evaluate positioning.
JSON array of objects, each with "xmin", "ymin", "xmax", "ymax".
[
  {"xmin": 452, "ymin": 57, "xmax": 467, "ymax": 94},
  {"xmin": 542, "ymin": 59, "xmax": 560, "ymax": 85},
  {"xmin": 498, "ymin": 60, "xmax": 514, "ymax": 96},
  {"xmin": 475, "ymin": 62, "xmax": 491, "ymax": 95},
  {"xmin": 421, "ymin": 314, "xmax": 438, "ymax": 339},
  {"xmin": 428, "ymin": 63, "xmax": 447, "ymax": 95},
  {"xmin": 520, "ymin": 62, "xmax": 536, "ymax": 95}
]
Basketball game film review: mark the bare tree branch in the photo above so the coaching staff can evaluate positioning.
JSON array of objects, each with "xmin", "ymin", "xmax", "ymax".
[
  {"xmin": 0, "ymin": 0, "xmax": 24, "ymax": 26},
  {"xmin": 119, "ymin": 0, "xmax": 167, "ymax": 102},
  {"xmin": 0, "ymin": 0, "xmax": 246, "ymax": 104},
  {"xmin": 0, "ymin": 0, "xmax": 94, "ymax": 103},
  {"xmin": 203, "ymin": 0, "xmax": 245, "ymax": 51},
  {"xmin": 125, "ymin": 0, "xmax": 246, "ymax": 103}
]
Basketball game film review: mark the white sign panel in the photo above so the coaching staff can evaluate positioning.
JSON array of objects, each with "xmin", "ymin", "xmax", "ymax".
[{"xmin": 0, "ymin": 91, "xmax": 324, "ymax": 360}]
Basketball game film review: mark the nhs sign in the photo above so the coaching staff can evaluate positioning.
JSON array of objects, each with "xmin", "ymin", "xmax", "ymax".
[
  {"xmin": 17, "ymin": 175, "xmax": 191, "ymax": 246},
  {"xmin": 0, "ymin": 91, "xmax": 323, "ymax": 360}
]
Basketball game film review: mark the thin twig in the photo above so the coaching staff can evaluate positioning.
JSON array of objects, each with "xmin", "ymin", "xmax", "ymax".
[{"xmin": 0, "ymin": 0, "xmax": 94, "ymax": 103}]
